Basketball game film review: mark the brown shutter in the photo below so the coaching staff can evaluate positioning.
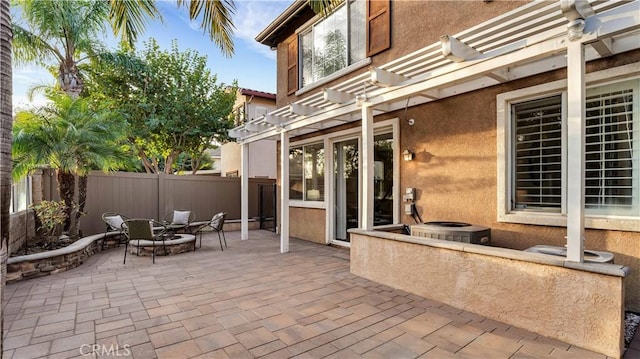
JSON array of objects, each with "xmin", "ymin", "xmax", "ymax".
[
  {"xmin": 287, "ymin": 37, "xmax": 298, "ymax": 95},
  {"xmin": 366, "ymin": 0, "xmax": 390, "ymax": 57}
]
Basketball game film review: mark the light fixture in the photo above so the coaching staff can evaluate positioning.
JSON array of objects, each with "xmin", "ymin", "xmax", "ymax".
[{"xmin": 402, "ymin": 149, "xmax": 414, "ymax": 161}]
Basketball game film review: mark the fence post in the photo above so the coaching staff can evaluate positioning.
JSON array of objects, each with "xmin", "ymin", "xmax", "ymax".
[{"xmin": 157, "ymin": 173, "xmax": 165, "ymax": 221}]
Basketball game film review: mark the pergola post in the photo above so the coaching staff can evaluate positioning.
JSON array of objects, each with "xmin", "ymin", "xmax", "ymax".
[
  {"xmin": 241, "ymin": 143, "xmax": 249, "ymax": 240},
  {"xmin": 361, "ymin": 105, "xmax": 374, "ymax": 230},
  {"xmin": 280, "ymin": 131, "xmax": 290, "ymax": 253},
  {"xmin": 566, "ymin": 40, "xmax": 585, "ymax": 262}
]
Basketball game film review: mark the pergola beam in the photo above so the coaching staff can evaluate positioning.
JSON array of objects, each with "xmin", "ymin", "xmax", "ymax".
[
  {"xmin": 324, "ymin": 88, "xmax": 355, "ymax": 104},
  {"xmin": 265, "ymin": 114, "xmax": 288, "ymax": 125},
  {"xmin": 244, "ymin": 122, "xmax": 272, "ymax": 132},
  {"xmin": 591, "ymin": 38, "xmax": 613, "ymax": 57},
  {"xmin": 370, "ymin": 67, "xmax": 409, "ymax": 87},
  {"xmin": 440, "ymin": 35, "xmax": 481, "ymax": 62},
  {"xmin": 289, "ymin": 103, "xmax": 317, "ymax": 116}
]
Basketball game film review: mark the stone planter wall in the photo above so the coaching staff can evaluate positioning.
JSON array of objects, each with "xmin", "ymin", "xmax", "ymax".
[{"xmin": 6, "ymin": 232, "xmax": 121, "ymax": 283}]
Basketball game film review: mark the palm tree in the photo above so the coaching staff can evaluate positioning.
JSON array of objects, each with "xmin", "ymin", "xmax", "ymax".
[
  {"xmin": 12, "ymin": 92, "xmax": 127, "ymax": 236},
  {"xmin": 0, "ymin": 0, "xmax": 12, "ymax": 353},
  {"xmin": 12, "ymin": 0, "xmax": 113, "ymax": 97}
]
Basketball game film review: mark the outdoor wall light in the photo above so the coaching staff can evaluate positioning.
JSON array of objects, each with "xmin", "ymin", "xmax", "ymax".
[{"xmin": 402, "ymin": 149, "xmax": 414, "ymax": 161}]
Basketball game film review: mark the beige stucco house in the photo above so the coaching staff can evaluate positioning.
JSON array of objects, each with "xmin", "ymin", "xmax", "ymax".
[
  {"xmin": 230, "ymin": 1, "xmax": 640, "ymax": 357},
  {"xmin": 222, "ymin": 88, "xmax": 277, "ymax": 178}
]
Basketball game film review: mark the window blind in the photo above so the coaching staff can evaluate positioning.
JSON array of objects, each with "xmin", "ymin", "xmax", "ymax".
[
  {"xmin": 513, "ymin": 95, "xmax": 563, "ymax": 210},
  {"xmin": 585, "ymin": 85, "xmax": 636, "ymax": 212}
]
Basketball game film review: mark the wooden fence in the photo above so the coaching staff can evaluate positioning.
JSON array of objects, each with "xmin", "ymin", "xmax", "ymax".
[{"xmin": 42, "ymin": 170, "xmax": 275, "ymax": 236}]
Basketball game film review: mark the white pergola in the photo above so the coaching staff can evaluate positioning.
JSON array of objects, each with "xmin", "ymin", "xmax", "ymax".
[{"xmin": 231, "ymin": 0, "xmax": 640, "ymax": 258}]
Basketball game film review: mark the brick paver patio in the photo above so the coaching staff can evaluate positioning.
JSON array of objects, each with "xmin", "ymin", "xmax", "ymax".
[{"xmin": 2, "ymin": 230, "xmax": 625, "ymax": 358}]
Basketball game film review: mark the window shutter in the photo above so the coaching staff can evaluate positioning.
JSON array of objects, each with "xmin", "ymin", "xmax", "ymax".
[
  {"xmin": 287, "ymin": 37, "xmax": 298, "ymax": 95},
  {"xmin": 366, "ymin": 0, "xmax": 390, "ymax": 57},
  {"xmin": 585, "ymin": 83, "xmax": 636, "ymax": 212},
  {"xmin": 512, "ymin": 95, "xmax": 563, "ymax": 210}
]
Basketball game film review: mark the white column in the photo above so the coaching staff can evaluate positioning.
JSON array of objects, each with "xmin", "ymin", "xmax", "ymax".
[
  {"xmin": 240, "ymin": 143, "xmax": 249, "ymax": 240},
  {"xmin": 566, "ymin": 41, "xmax": 585, "ymax": 262},
  {"xmin": 280, "ymin": 131, "xmax": 290, "ymax": 253},
  {"xmin": 361, "ymin": 105, "xmax": 374, "ymax": 230}
]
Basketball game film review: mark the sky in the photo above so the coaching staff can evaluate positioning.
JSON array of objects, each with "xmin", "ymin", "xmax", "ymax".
[{"xmin": 11, "ymin": 0, "xmax": 293, "ymax": 112}]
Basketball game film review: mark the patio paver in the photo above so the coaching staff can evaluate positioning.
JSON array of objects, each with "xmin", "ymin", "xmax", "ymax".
[{"xmin": 2, "ymin": 230, "xmax": 624, "ymax": 358}]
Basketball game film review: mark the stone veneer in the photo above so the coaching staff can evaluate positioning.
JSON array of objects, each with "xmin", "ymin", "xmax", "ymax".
[
  {"xmin": 127, "ymin": 234, "xmax": 196, "ymax": 256},
  {"xmin": 6, "ymin": 232, "xmax": 122, "ymax": 283}
]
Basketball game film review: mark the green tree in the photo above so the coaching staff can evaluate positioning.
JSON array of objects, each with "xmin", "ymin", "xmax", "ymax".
[
  {"xmin": 12, "ymin": 0, "xmax": 112, "ymax": 97},
  {"xmin": 12, "ymin": 91, "xmax": 128, "ymax": 236},
  {"xmin": 86, "ymin": 39, "xmax": 237, "ymax": 174}
]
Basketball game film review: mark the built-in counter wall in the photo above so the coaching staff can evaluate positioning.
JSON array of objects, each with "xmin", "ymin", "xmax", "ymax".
[{"xmin": 350, "ymin": 229, "xmax": 628, "ymax": 359}]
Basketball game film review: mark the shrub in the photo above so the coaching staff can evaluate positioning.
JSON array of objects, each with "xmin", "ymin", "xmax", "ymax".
[{"xmin": 30, "ymin": 200, "xmax": 66, "ymax": 238}]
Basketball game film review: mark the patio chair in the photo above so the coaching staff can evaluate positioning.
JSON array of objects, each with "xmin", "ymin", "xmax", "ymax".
[
  {"xmin": 122, "ymin": 219, "xmax": 167, "ymax": 264},
  {"xmin": 101, "ymin": 212, "xmax": 130, "ymax": 250},
  {"xmin": 195, "ymin": 212, "xmax": 227, "ymax": 251},
  {"xmin": 162, "ymin": 210, "xmax": 196, "ymax": 234}
]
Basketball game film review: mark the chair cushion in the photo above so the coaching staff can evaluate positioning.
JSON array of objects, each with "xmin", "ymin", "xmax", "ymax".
[
  {"xmin": 105, "ymin": 215, "xmax": 125, "ymax": 231},
  {"xmin": 210, "ymin": 213, "xmax": 224, "ymax": 229},
  {"xmin": 172, "ymin": 210, "xmax": 191, "ymax": 225}
]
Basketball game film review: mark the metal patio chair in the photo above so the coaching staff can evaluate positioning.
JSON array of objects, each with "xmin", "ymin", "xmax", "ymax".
[
  {"xmin": 101, "ymin": 212, "xmax": 130, "ymax": 250},
  {"xmin": 122, "ymin": 219, "xmax": 167, "ymax": 264},
  {"xmin": 162, "ymin": 210, "xmax": 196, "ymax": 234},
  {"xmin": 195, "ymin": 212, "xmax": 227, "ymax": 251}
]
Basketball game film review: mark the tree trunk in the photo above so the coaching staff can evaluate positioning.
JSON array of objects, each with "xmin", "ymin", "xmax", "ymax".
[
  {"xmin": 0, "ymin": 0, "xmax": 12, "ymax": 352},
  {"xmin": 69, "ymin": 174, "xmax": 87, "ymax": 238},
  {"xmin": 57, "ymin": 171, "xmax": 76, "ymax": 233},
  {"xmin": 59, "ymin": 59, "xmax": 83, "ymax": 98}
]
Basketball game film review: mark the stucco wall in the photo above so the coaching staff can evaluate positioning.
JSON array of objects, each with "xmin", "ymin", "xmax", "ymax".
[
  {"xmin": 350, "ymin": 231, "xmax": 626, "ymax": 358},
  {"xmin": 221, "ymin": 141, "xmax": 277, "ymax": 179},
  {"xmin": 275, "ymin": 0, "xmax": 528, "ymax": 107},
  {"xmin": 290, "ymin": 207, "xmax": 325, "ymax": 244}
]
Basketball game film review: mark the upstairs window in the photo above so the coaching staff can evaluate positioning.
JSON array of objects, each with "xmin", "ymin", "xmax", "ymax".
[
  {"xmin": 300, "ymin": 0, "xmax": 366, "ymax": 87},
  {"xmin": 289, "ymin": 0, "xmax": 390, "ymax": 92}
]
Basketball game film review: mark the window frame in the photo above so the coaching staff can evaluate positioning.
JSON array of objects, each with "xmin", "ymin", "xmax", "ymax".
[
  {"xmin": 497, "ymin": 63, "xmax": 640, "ymax": 231},
  {"xmin": 10, "ymin": 175, "xmax": 32, "ymax": 214},
  {"xmin": 295, "ymin": 0, "xmax": 369, "ymax": 93},
  {"xmin": 289, "ymin": 141, "xmax": 326, "ymax": 205}
]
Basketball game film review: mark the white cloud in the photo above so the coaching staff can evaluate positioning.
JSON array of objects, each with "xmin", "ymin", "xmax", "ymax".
[
  {"xmin": 12, "ymin": 94, "xmax": 50, "ymax": 116},
  {"xmin": 12, "ymin": 66, "xmax": 53, "ymax": 113},
  {"xmin": 233, "ymin": 1, "xmax": 293, "ymax": 59}
]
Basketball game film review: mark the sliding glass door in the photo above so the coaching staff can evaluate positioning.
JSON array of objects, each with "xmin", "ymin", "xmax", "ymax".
[
  {"xmin": 333, "ymin": 132, "xmax": 394, "ymax": 243},
  {"xmin": 334, "ymin": 138, "xmax": 359, "ymax": 241}
]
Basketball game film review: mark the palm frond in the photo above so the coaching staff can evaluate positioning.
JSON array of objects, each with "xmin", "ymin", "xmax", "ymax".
[
  {"xmin": 309, "ymin": 0, "xmax": 344, "ymax": 16},
  {"xmin": 177, "ymin": 0, "xmax": 236, "ymax": 57},
  {"xmin": 11, "ymin": 24, "xmax": 64, "ymax": 65},
  {"xmin": 109, "ymin": 0, "xmax": 162, "ymax": 48}
]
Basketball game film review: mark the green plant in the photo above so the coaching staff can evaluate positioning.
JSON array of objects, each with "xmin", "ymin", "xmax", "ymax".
[{"xmin": 30, "ymin": 200, "xmax": 66, "ymax": 238}]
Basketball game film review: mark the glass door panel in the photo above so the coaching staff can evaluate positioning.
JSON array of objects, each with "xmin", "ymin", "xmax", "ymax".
[
  {"xmin": 374, "ymin": 133, "xmax": 394, "ymax": 225},
  {"xmin": 334, "ymin": 139, "xmax": 359, "ymax": 241}
]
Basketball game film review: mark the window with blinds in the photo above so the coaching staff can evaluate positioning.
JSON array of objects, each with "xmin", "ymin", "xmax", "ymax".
[
  {"xmin": 512, "ymin": 95, "xmax": 563, "ymax": 211},
  {"xmin": 585, "ymin": 81, "xmax": 638, "ymax": 215}
]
